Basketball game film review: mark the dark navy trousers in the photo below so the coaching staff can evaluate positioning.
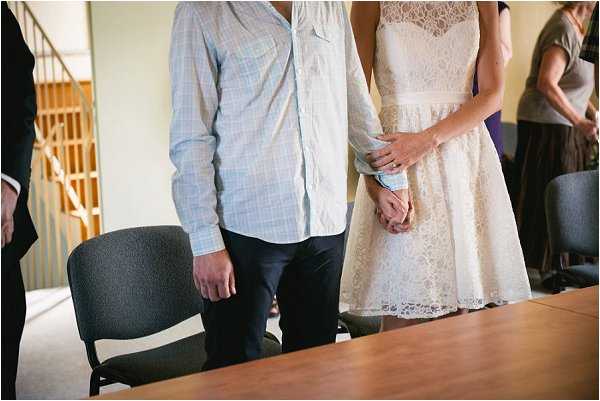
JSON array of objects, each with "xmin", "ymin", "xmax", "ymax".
[{"xmin": 201, "ymin": 229, "xmax": 345, "ymax": 370}]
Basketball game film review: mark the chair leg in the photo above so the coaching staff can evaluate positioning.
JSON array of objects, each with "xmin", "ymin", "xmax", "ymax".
[
  {"xmin": 337, "ymin": 318, "xmax": 349, "ymax": 335},
  {"xmin": 89, "ymin": 371, "xmax": 101, "ymax": 397},
  {"xmin": 551, "ymin": 273, "xmax": 565, "ymax": 294}
]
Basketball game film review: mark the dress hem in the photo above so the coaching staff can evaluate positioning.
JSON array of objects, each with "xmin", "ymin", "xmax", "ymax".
[{"xmin": 342, "ymin": 294, "xmax": 532, "ymax": 319}]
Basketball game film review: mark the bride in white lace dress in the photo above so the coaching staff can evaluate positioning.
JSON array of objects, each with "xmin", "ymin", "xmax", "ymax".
[{"xmin": 341, "ymin": 1, "xmax": 532, "ymax": 330}]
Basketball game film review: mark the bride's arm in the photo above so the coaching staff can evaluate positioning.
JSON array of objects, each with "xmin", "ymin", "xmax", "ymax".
[
  {"xmin": 368, "ymin": 2, "xmax": 504, "ymax": 173},
  {"xmin": 350, "ymin": 2, "xmax": 412, "ymax": 231},
  {"xmin": 350, "ymin": 1, "xmax": 379, "ymax": 90}
]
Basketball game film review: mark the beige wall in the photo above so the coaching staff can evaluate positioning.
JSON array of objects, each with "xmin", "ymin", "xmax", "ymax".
[
  {"xmin": 90, "ymin": 2, "xmax": 179, "ymax": 233},
  {"xmin": 504, "ymin": 1, "xmax": 557, "ymax": 123}
]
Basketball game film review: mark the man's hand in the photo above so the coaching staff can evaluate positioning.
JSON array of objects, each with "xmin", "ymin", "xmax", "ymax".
[
  {"xmin": 364, "ymin": 176, "xmax": 409, "ymax": 234},
  {"xmin": 388, "ymin": 189, "xmax": 414, "ymax": 232},
  {"xmin": 193, "ymin": 249, "xmax": 236, "ymax": 302},
  {"xmin": 1, "ymin": 180, "xmax": 18, "ymax": 248},
  {"xmin": 376, "ymin": 188, "xmax": 414, "ymax": 233}
]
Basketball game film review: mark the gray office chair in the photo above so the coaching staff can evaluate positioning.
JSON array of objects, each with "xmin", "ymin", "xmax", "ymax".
[
  {"xmin": 501, "ymin": 122, "xmax": 518, "ymax": 160},
  {"xmin": 67, "ymin": 226, "xmax": 281, "ymax": 396},
  {"xmin": 338, "ymin": 202, "xmax": 382, "ymax": 338},
  {"xmin": 545, "ymin": 170, "xmax": 599, "ymax": 293}
]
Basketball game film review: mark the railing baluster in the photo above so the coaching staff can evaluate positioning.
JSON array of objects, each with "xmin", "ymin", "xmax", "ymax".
[
  {"xmin": 69, "ymin": 84, "xmax": 83, "ymax": 232},
  {"xmin": 40, "ymin": 36, "xmax": 53, "ymax": 288},
  {"xmin": 49, "ymin": 55, "xmax": 62, "ymax": 287},
  {"xmin": 40, "ymin": 148, "xmax": 51, "ymax": 288},
  {"xmin": 60, "ymin": 69, "xmax": 74, "ymax": 281},
  {"xmin": 53, "ymin": 128, "xmax": 64, "ymax": 287},
  {"xmin": 33, "ymin": 152, "xmax": 42, "ymax": 290},
  {"xmin": 14, "ymin": 1, "xmax": 20, "ymax": 27},
  {"xmin": 22, "ymin": 4, "xmax": 29, "ymax": 43},
  {"xmin": 25, "ymin": 177, "xmax": 34, "ymax": 289}
]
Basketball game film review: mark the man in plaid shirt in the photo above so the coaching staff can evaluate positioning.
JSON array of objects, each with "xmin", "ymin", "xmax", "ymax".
[{"xmin": 169, "ymin": 1, "xmax": 409, "ymax": 371}]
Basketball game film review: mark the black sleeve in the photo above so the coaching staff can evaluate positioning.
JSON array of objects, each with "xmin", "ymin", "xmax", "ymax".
[
  {"xmin": 498, "ymin": 1, "xmax": 509, "ymax": 14},
  {"xmin": 1, "ymin": 1, "xmax": 37, "ymax": 192}
]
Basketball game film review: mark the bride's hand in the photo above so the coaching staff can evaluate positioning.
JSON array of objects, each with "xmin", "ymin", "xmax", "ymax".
[{"xmin": 367, "ymin": 131, "xmax": 437, "ymax": 174}]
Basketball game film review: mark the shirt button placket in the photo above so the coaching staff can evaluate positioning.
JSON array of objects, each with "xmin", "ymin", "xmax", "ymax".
[{"xmin": 291, "ymin": 16, "xmax": 314, "ymax": 235}]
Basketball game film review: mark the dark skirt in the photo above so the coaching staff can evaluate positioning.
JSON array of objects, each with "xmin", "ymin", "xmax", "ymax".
[{"xmin": 514, "ymin": 120, "xmax": 592, "ymax": 274}]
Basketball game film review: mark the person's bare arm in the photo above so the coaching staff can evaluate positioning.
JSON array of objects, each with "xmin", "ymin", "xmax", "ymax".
[
  {"xmin": 350, "ymin": 2, "xmax": 411, "ymax": 231},
  {"xmin": 369, "ymin": 2, "xmax": 505, "ymax": 172},
  {"xmin": 351, "ymin": 2, "xmax": 379, "ymax": 91},
  {"xmin": 499, "ymin": 7, "xmax": 512, "ymax": 66},
  {"xmin": 537, "ymin": 46, "xmax": 598, "ymax": 140},
  {"xmin": 586, "ymin": 100, "xmax": 598, "ymax": 120}
]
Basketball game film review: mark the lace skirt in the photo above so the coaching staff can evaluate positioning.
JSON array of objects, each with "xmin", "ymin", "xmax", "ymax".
[{"xmin": 340, "ymin": 103, "xmax": 532, "ymax": 319}]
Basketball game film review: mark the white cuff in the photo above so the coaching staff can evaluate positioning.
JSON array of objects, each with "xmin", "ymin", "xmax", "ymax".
[
  {"xmin": 189, "ymin": 225, "xmax": 226, "ymax": 256},
  {"xmin": 1, "ymin": 174, "xmax": 21, "ymax": 195},
  {"xmin": 375, "ymin": 172, "xmax": 409, "ymax": 191}
]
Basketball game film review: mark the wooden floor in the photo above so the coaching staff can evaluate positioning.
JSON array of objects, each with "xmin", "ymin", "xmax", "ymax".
[{"xmin": 94, "ymin": 286, "xmax": 599, "ymax": 400}]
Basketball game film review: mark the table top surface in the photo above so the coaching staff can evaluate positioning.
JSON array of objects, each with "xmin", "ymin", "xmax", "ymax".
[
  {"xmin": 530, "ymin": 285, "xmax": 598, "ymax": 318},
  {"xmin": 94, "ymin": 287, "xmax": 599, "ymax": 400}
]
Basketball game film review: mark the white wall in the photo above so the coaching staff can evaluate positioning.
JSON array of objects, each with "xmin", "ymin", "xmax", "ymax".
[
  {"xmin": 90, "ymin": 2, "xmax": 179, "ymax": 233},
  {"xmin": 27, "ymin": 1, "xmax": 92, "ymax": 80}
]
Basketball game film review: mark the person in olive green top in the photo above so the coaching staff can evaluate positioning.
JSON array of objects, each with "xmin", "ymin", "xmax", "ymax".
[{"xmin": 514, "ymin": 1, "xmax": 597, "ymax": 283}]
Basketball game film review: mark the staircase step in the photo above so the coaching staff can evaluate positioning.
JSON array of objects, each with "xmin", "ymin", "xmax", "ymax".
[
  {"xmin": 68, "ymin": 207, "xmax": 100, "ymax": 218},
  {"xmin": 37, "ymin": 106, "xmax": 82, "ymax": 116},
  {"xmin": 49, "ymin": 171, "xmax": 99, "ymax": 181}
]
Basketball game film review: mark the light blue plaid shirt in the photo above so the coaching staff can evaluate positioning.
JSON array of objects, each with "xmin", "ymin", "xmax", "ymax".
[{"xmin": 169, "ymin": 1, "xmax": 408, "ymax": 256}]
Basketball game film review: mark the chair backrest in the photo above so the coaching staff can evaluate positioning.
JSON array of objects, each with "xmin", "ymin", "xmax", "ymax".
[
  {"xmin": 501, "ymin": 122, "xmax": 517, "ymax": 159},
  {"xmin": 545, "ymin": 170, "xmax": 599, "ymax": 257},
  {"xmin": 67, "ymin": 225, "xmax": 202, "ymax": 343}
]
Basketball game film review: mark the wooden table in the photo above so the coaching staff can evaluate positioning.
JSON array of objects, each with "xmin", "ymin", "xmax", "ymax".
[
  {"xmin": 94, "ymin": 287, "xmax": 599, "ymax": 400},
  {"xmin": 530, "ymin": 285, "xmax": 598, "ymax": 318}
]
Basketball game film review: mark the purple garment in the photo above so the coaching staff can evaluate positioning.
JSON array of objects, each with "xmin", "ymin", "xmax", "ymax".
[
  {"xmin": 471, "ymin": 1, "xmax": 508, "ymax": 159},
  {"xmin": 474, "ymin": 74, "xmax": 503, "ymax": 158}
]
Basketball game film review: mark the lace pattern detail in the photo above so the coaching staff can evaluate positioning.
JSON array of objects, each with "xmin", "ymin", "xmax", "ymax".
[
  {"xmin": 380, "ymin": 1, "xmax": 478, "ymax": 37},
  {"xmin": 374, "ymin": 1, "xmax": 479, "ymax": 96}
]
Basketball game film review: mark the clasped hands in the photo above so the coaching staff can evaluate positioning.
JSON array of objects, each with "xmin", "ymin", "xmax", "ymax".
[{"xmin": 364, "ymin": 175, "xmax": 414, "ymax": 233}]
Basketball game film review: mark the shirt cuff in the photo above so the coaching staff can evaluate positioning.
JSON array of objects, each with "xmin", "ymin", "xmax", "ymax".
[
  {"xmin": 375, "ymin": 172, "xmax": 409, "ymax": 191},
  {"xmin": 189, "ymin": 225, "xmax": 226, "ymax": 256},
  {"xmin": 1, "ymin": 174, "xmax": 21, "ymax": 195}
]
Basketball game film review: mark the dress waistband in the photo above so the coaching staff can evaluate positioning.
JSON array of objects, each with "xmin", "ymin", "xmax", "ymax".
[{"xmin": 381, "ymin": 92, "xmax": 473, "ymax": 107}]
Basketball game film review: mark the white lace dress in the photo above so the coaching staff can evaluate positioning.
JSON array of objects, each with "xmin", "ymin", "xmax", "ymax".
[{"xmin": 340, "ymin": 1, "xmax": 532, "ymax": 319}]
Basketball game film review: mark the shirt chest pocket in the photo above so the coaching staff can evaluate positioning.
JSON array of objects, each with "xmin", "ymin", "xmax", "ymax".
[
  {"xmin": 231, "ymin": 37, "xmax": 280, "ymax": 83},
  {"xmin": 304, "ymin": 24, "xmax": 343, "ymax": 77}
]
